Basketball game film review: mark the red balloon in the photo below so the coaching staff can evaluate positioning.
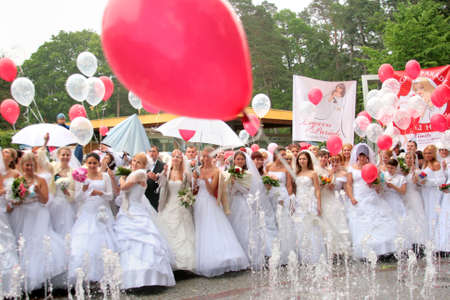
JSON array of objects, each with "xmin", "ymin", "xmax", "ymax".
[
  {"xmin": 308, "ymin": 88, "xmax": 323, "ymax": 105},
  {"xmin": 430, "ymin": 113, "xmax": 447, "ymax": 132},
  {"xmin": 99, "ymin": 76, "xmax": 114, "ymax": 101},
  {"xmin": 357, "ymin": 111, "xmax": 372, "ymax": 122},
  {"xmin": 0, "ymin": 58, "xmax": 17, "ymax": 82},
  {"xmin": 397, "ymin": 75, "xmax": 412, "ymax": 97},
  {"xmin": 378, "ymin": 64, "xmax": 394, "ymax": 82},
  {"xmin": 0, "ymin": 99, "xmax": 20, "ymax": 125},
  {"xmin": 326, "ymin": 135, "xmax": 343, "ymax": 156},
  {"xmin": 99, "ymin": 126, "xmax": 109, "ymax": 137},
  {"xmin": 69, "ymin": 104, "xmax": 87, "ymax": 121},
  {"xmin": 431, "ymin": 84, "xmax": 450, "ymax": 108},
  {"xmin": 142, "ymin": 101, "xmax": 160, "ymax": 114},
  {"xmin": 250, "ymin": 144, "xmax": 259, "ymax": 152},
  {"xmin": 179, "ymin": 129, "xmax": 196, "ymax": 142},
  {"xmin": 102, "ymin": 0, "xmax": 252, "ymax": 120},
  {"xmin": 377, "ymin": 134, "xmax": 393, "ymax": 150},
  {"xmin": 405, "ymin": 60, "xmax": 421, "ymax": 80},
  {"xmin": 242, "ymin": 114, "xmax": 260, "ymax": 137},
  {"xmin": 361, "ymin": 163, "xmax": 378, "ymax": 184}
]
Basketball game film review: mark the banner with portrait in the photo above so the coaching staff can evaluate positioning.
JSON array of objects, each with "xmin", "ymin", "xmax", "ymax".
[
  {"xmin": 292, "ymin": 76, "xmax": 357, "ymax": 143},
  {"xmin": 393, "ymin": 65, "xmax": 449, "ymax": 150}
]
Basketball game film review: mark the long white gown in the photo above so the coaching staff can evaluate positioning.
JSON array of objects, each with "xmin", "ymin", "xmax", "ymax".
[
  {"xmin": 48, "ymin": 173, "xmax": 76, "ymax": 238},
  {"xmin": 420, "ymin": 167, "xmax": 445, "ymax": 239},
  {"xmin": 194, "ymin": 178, "xmax": 249, "ymax": 277},
  {"xmin": 316, "ymin": 168, "xmax": 350, "ymax": 254},
  {"xmin": 69, "ymin": 173, "xmax": 117, "ymax": 282},
  {"xmin": 293, "ymin": 176, "xmax": 325, "ymax": 264},
  {"xmin": 0, "ymin": 177, "xmax": 19, "ymax": 296},
  {"xmin": 404, "ymin": 171, "xmax": 428, "ymax": 244},
  {"xmin": 347, "ymin": 167, "xmax": 398, "ymax": 258},
  {"xmin": 157, "ymin": 180, "xmax": 196, "ymax": 272},
  {"xmin": 267, "ymin": 171, "xmax": 295, "ymax": 264},
  {"xmin": 436, "ymin": 167, "xmax": 449, "ymax": 251},
  {"xmin": 114, "ymin": 170, "xmax": 175, "ymax": 289},
  {"xmin": 8, "ymin": 181, "xmax": 66, "ymax": 291}
]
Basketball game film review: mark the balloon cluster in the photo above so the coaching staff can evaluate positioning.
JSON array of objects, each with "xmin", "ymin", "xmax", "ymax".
[
  {"xmin": 65, "ymin": 52, "xmax": 114, "ymax": 106},
  {"xmin": 356, "ymin": 60, "xmax": 449, "ymax": 150}
]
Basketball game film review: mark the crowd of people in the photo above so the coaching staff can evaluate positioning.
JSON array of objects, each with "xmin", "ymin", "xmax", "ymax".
[{"xmin": 0, "ymin": 131, "xmax": 449, "ymax": 296}]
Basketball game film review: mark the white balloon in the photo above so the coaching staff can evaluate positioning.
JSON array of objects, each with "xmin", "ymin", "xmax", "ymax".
[
  {"xmin": 354, "ymin": 117, "xmax": 369, "ymax": 138},
  {"xmin": 76, "ymin": 51, "xmax": 98, "ymax": 77},
  {"xmin": 377, "ymin": 105, "xmax": 395, "ymax": 124},
  {"xmin": 251, "ymin": 93, "xmax": 271, "ymax": 118},
  {"xmin": 366, "ymin": 123, "xmax": 383, "ymax": 143},
  {"xmin": 366, "ymin": 96, "xmax": 381, "ymax": 119},
  {"xmin": 70, "ymin": 117, "xmax": 93, "ymax": 146},
  {"xmin": 381, "ymin": 78, "xmax": 401, "ymax": 95},
  {"xmin": 367, "ymin": 89, "xmax": 379, "ymax": 100},
  {"xmin": 239, "ymin": 130, "xmax": 249, "ymax": 143},
  {"xmin": 11, "ymin": 77, "xmax": 35, "ymax": 107},
  {"xmin": 393, "ymin": 109, "xmax": 411, "ymax": 130},
  {"xmin": 66, "ymin": 74, "xmax": 88, "ymax": 102},
  {"xmin": 407, "ymin": 95, "xmax": 427, "ymax": 118},
  {"xmin": 384, "ymin": 122, "xmax": 400, "ymax": 138},
  {"xmin": 379, "ymin": 92, "xmax": 397, "ymax": 108},
  {"xmin": 297, "ymin": 101, "xmax": 315, "ymax": 121},
  {"xmin": 128, "ymin": 91, "xmax": 142, "ymax": 109},
  {"xmin": 440, "ymin": 130, "xmax": 450, "ymax": 150},
  {"xmin": 85, "ymin": 77, "xmax": 105, "ymax": 106}
]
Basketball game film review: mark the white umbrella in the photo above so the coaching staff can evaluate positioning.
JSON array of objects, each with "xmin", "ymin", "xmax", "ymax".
[
  {"xmin": 12, "ymin": 123, "xmax": 78, "ymax": 147},
  {"xmin": 157, "ymin": 117, "xmax": 244, "ymax": 148}
]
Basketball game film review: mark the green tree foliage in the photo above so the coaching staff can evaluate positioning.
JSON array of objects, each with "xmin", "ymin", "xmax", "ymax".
[{"xmin": 362, "ymin": 0, "xmax": 450, "ymax": 72}]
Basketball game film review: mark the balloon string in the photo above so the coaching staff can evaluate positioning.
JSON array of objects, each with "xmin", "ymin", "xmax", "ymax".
[
  {"xmin": 28, "ymin": 105, "xmax": 41, "ymax": 123},
  {"xmin": 31, "ymin": 99, "xmax": 44, "ymax": 123}
]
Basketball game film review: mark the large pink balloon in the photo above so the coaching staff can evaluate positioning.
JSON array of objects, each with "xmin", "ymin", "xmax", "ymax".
[
  {"xmin": 377, "ymin": 134, "xmax": 392, "ymax": 151},
  {"xmin": 0, "ymin": 99, "xmax": 20, "ymax": 125},
  {"xmin": 99, "ymin": 76, "xmax": 114, "ymax": 101},
  {"xmin": 326, "ymin": 135, "xmax": 343, "ymax": 156},
  {"xmin": 250, "ymin": 144, "xmax": 260, "ymax": 153},
  {"xmin": 431, "ymin": 84, "xmax": 450, "ymax": 108},
  {"xmin": 69, "ymin": 104, "xmax": 87, "ymax": 121},
  {"xmin": 308, "ymin": 88, "xmax": 323, "ymax": 105},
  {"xmin": 99, "ymin": 126, "xmax": 109, "ymax": 137},
  {"xmin": 378, "ymin": 64, "xmax": 394, "ymax": 83},
  {"xmin": 0, "ymin": 58, "xmax": 17, "ymax": 82},
  {"xmin": 361, "ymin": 163, "xmax": 378, "ymax": 184},
  {"xmin": 102, "ymin": 0, "xmax": 252, "ymax": 120},
  {"xmin": 243, "ymin": 114, "xmax": 260, "ymax": 137},
  {"xmin": 430, "ymin": 114, "xmax": 447, "ymax": 132},
  {"xmin": 405, "ymin": 60, "xmax": 421, "ymax": 80}
]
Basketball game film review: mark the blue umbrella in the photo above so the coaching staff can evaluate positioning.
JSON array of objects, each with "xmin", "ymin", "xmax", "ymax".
[{"xmin": 102, "ymin": 114, "xmax": 151, "ymax": 155}]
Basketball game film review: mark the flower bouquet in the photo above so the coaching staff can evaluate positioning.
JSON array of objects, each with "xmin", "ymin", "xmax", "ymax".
[
  {"xmin": 262, "ymin": 175, "xmax": 280, "ymax": 187},
  {"xmin": 178, "ymin": 187, "xmax": 195, "ymax": 208},
  {"xmin": 228, "ymin": 165, "xmax": 244, "ymax": 179},
  {"xmin": 418, "ymin": 171, "xmax": 427, "ymax": 179},
  {"xmin": 319, "ymin": 175, "xmax": 332, "ymax": 185},
  {"xmin": 397, "ymin": 157, "xmax": 410, "ymax": 174},
  {"xmin": 72, "ymin": 167, "xmax": 88, "ymax": 183},
  {"xmin": 439, "ymin": 183, "xmax": 450, "ymax": 192},
  {"xmin": 11, "ymin": 177, "xmax": 29, "ymax": 205},
  {"xmin": 115, "ymin": 166, "xmax": 132, "ymax": 177},
  {"xmin": 55, "ymin": 175, "xmax": 71, "ymax": 193}
]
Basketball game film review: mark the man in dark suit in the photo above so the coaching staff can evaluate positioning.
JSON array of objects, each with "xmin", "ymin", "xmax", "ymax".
[{"xmin": 145, "ymin": 145, "xmax": 165, "ymax": 211}]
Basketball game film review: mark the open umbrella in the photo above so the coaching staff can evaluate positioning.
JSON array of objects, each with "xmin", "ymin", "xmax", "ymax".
[
  {"xmin": 157, "ymin": 117, "xmax": 244, "ymax": 148},
  {"xmin": 12, "ymin": 123, "xmax": 78, "ymax": 147},
  {"xmin": 102, "ymin": 114, "xmax": 151, "ymax": 155}
]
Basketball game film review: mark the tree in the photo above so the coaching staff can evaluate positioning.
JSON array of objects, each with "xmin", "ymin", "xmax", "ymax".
[{"xmin": 362, "ymin": 0, "xmax": 450, "ymax": 72}]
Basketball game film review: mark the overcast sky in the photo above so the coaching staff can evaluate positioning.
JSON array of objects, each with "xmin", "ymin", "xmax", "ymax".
[{"xmin": 0, "ymin": 0, "xmax": 311, "ymax": 64}]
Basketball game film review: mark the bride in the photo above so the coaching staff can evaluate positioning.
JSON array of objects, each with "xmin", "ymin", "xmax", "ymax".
[
  {"xmin": 157, "ymin": 149, "xmax": 196, "ymax": 272},
  {"xmin": 114, "ymin": 153, "xmax": 175, "ymax": 289}
]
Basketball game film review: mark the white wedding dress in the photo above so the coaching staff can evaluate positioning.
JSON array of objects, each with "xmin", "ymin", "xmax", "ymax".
[
  {"xmin": 293, "ymin": 176, "xmax": 325, "ymax": 264},
  {"xmin": 347, "ymin": 167, "xmax": 398, "ymax": 258},
  {"xmin": 48, "ymin": 174, "xmax": 76, "ymax": 238},
  {"xmin": 157, "ymin": 180, "xmax": 196, "ymax": 272},
  {"xmin": 404, "ymin": 171, "xmax": 428, "ymax": 244},
  {"xmin": 115, "ymin": 170, "xmax": 175, "ymax": 288},
  {"xmin": 194, "ymin": 178, "xmax": 249, "ymax": 277},
  {"xmin": 8, "ymin": 181, "xmax": 66, "ymax": 291},
  {"xmin": 420, "ymin": 167, "xmax": 445, "ymax": 238},
  {"xmin": 436, "ymin": 167, "xmax": 449, "ymax": 251},
  {"xmin": 0, "ymin": 177, "xmax": 19, "ymax": 296},
  {"xmin": 69, "ymin": 173, "xmax": 117, "ymax": 283}
]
